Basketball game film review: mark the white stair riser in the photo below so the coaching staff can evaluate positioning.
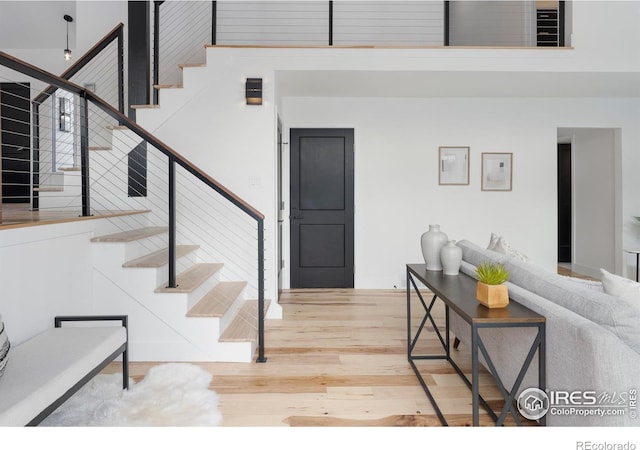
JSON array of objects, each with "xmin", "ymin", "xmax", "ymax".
[
  {"xmin": 92, "ymin": 233, "xmax": 167, "ymax": 263},
  {"xmin": 219, "ymin": 290, "xmax": 246, "ymax": 332},
  {"xmin": 92, "ymin": 241, "xmax": 258, "ymax": 361},
  {"xmin": 128, "ymin": 341, "xmax": 254, "ymax": 362},
  {"xmin": 93, "ymin": 214, "xmax": 151, "ymax": 235},
  {"xmin": 92, "ymin": 270, "xmax": 231, "ymax": 361},
  {"xmin": 184, "ymin": 268, "xmax": 222, "ymax": 311}
]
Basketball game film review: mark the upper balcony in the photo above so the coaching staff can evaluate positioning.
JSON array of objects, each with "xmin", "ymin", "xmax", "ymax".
[
  {"xmin": 1, "ymin": 1, "xmax": 638, "ymax": 100},
  {"xmin": 147, "ymin": 1, "xmax": 639, "ymax": 99},
  {"xmin": 153, "ymin": 1, "xmax": 638, "ymax": 88},
  {"xmin": 212, "ymin": 1, "xmax": 566, "ymax": 48}
]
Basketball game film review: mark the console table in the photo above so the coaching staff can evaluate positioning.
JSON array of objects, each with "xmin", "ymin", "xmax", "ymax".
[{"xmin": 406, "ymin": 264, "xmax": 546, "ymax": 426}]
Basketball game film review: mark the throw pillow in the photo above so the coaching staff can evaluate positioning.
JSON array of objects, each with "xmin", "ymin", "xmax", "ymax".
[
  {"xmin": 0, "ymin": 314, "xmax": 9, "ymax": 379},
  {"xmin": 493, "ymin": 236, "xmax": 528, "ymax": 262},
  {"xmin": 487, "ymin": 233, "xmax": 500, "ymax": 251},
  {"xmin": 600, "ymin": 268, "xmax": 640, "ymax": 308}
]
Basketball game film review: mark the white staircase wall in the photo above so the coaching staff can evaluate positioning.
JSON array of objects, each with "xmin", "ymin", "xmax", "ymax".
[
  {"xmin": 85, "ymin": 212, "xmax": 258, "ymax": 361},
  {"xmin": 91, "ymin": 240, "xmax": 254, "ymax": 362},
  {"xmin": 132, "ymin": 50, "xmax": 280, "ymax": 318}
]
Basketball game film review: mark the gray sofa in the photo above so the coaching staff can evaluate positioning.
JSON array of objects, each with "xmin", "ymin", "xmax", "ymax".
[{"xmin": 450, "ymin": 240, "xmax": 640, "ymax": 426}]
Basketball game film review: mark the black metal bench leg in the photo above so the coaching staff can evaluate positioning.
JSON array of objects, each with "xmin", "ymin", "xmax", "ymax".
[{"xmin": 122, "ymin": 349, "xmax": 129, "ymax": 390}]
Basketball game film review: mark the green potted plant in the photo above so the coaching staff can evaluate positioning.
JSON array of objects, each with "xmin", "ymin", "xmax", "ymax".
[{"xmin": 476, "ymin": 261, "xmax": 510, "ymax": 308}]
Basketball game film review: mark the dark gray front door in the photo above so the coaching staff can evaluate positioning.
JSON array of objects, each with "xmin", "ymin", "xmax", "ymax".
[{"xmin": 290, "ymin": 128, "xmax": 354, "ymax": 288}]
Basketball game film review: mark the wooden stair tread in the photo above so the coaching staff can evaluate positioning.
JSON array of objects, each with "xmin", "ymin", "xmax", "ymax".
[
  {"xmin": 33, "ymin": 186, "xmax": 63, "ymax": 192},
  {"xmin": 89, "ymin": 146, "xmax": 112, "ymax": 151},
  {"xmin": 187, "ymin": 281, "xmax": 248, "ymax": 317},
  {"xmin": 219, "ymin": 299, "xmax": 271, "ymax": 342},
  {"xmin": 153, "ymin": 84, "xmax": 183, "ymax": 89},
  {"xmin": 59, "ymin": 166, "xmax": 80, "ymax": 171},
  {"xmin": 130, "ymin": 104, "xmax": 160, "ymax": 109},
  {"xmin": 178, "ymin": 63, "xmax": 205, "ymax": 69},
  {"xmin": 155, "ymin": 263, "xmax": 223, "ymax": 293},
  {"xmin": 91, "ymin": 226, "xmax": 168, "ymax": 242},
  {"xmin": 123, "ymin": 245, "xmax": 199, "ymax": 268}
]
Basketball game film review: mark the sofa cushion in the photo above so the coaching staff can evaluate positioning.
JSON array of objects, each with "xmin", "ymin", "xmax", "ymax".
[
  {"xmin": 458, "ymin": 240, "xmax": 640, "ymax": 354},
  {"xmin": 559, "ymin": 275, "xmax": 604, "ymax": 292},
  {"xmin": 0, "ymin": 315, "xmax": 9, "ymax": 379},
  {"xmin": 459, "ymin": 239, "xmax": 509, "ymax": 268},
  {"xmin": 600, "ymin": 268, "xmax": 640, "ymax": 309},
  {"xmin": 506, "ymin": 258, "xmax": 640, "ymax": 354}
]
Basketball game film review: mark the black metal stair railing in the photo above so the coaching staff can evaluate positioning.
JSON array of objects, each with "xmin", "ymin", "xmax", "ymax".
[
  {"xmin": 0, "ymin": 50, "xmax": 268, "ymax": 363},
  {"xmin": 31, "ymin": 23, "xmax": 125, "ymax": 215}
]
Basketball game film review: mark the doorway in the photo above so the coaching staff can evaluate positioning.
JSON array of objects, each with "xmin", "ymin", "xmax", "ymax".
[
  {"xmin": 556, "ymin": 128, "xmax": 619, "ymax": 277},
  {"xmin": 1, "ymin": 83, "xmax": 31, "ymax": 204},
  {"xmin": 289, "ymin": 128, "xmax": 354, "ymax": 288},
  {"xmin": 557, "ymin": 142, "xmax": 571, "ymax": 263}
]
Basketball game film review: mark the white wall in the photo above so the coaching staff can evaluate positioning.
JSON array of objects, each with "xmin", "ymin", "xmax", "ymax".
[
  {"xmin": 0, "ymin": 1, "xmax": 127, "ymax": 80},
  {"xmin": 133, "ymin": 58, "xmax": 280, "ymax": 313},
  {"xmin": 0, "ymin": 1, "xmax": 76, "ymax": 50},
  {"xmin": 278, "ymin": 97, "xmax": 638, "ymax": 288},
  {"xmin": 0, "ymin": 220, "xmax": 103, "ymax": 345}
]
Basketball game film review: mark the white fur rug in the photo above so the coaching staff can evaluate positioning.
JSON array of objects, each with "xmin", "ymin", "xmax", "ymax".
[{"xmin": 40, "ymin": 363, "xmax": 222, "ymax": 427}]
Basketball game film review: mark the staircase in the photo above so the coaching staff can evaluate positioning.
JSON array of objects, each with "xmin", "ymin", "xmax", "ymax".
[
  {"xmin": 0, "ymin": 35, "xmax": 269, "ymax": 363},
  {"xmin": 90, "ymin": 222, "xmax": 268, "ymax": 362}
]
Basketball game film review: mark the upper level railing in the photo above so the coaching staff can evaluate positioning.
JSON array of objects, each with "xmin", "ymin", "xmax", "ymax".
[
  {"xmin": 0, "ymin": 48, "xmax": 267, "ymax": 363},
  {"xmin": 151, "ymin": 0, "xmax": 566, "ymax": 96}
]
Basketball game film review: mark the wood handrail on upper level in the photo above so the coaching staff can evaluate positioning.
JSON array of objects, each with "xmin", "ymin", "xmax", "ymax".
[{"xmin": 0, "ymin": 50, "xmax": 264, "ymax": 222}]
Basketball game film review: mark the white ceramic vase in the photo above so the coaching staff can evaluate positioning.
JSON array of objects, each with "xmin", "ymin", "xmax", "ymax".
[
  {"xmin": 441, "ymin": 240, "xmax": 463, "ymax": 276},
  {"xmin": 421, "ymin": 224, "xmax": 448, "ymax": 271}
]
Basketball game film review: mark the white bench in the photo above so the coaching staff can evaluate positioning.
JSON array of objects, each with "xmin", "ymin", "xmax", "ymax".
[{"xmin": 0, "ymin": 315, "xmax": 128, "ymax": 426}]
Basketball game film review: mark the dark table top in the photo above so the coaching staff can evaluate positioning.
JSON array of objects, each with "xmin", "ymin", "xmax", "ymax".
[{"xmin": 407, "ymin": 264, "xmax": 545, "ymax": 325}]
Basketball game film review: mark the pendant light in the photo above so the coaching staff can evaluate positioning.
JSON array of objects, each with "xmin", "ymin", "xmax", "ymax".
[{"xmin": 63, "ymin": 15, "xmax": 73, "ymax": 60}]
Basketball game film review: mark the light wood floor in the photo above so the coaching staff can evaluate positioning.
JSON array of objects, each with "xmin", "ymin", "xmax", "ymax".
[
  {"xmin": 105, "ymin": 289, "xmax": 539, "ymax": 427},
  {"xmin": 1, "ymin": 205, "xmax": 590, "ymax": 426}
]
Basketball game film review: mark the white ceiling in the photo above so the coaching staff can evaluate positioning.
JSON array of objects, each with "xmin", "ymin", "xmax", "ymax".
[
  {"xmin": 276, "ymin": 70, "xmax": 640, "ymax": 98},
  {"xmin": 0, "ymin": 1, "xmax": 76, "ymax": 50}
]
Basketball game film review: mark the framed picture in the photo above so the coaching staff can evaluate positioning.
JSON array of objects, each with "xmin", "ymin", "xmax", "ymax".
[
  {"xmin": 481, "ymin": 153, "xmax": 512, "ymax": 191},
  {"xmin": 439, "ymin": 146, "xmax": 469, "ymax": 185}
]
